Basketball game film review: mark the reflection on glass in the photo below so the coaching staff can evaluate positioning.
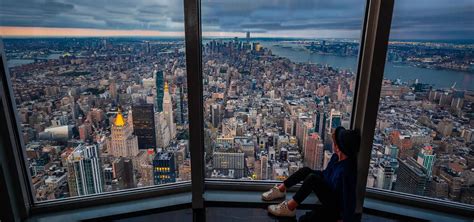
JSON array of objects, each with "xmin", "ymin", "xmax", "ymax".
[
  {"xmin": 1, "ymin": 1, "xmax": 190, "ymax": 201},
  {"xmin": 202, "ymin": 0, "xmax": 365, "ymax": 181},
  {"xmin": 367, "ymin": 1, "xmax": 473, "ymax": 205}
]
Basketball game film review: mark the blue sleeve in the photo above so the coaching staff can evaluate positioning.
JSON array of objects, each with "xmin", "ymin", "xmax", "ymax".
[{"xmin": 341, "ymin": 174, "xmax": 356, "ymax": 222}]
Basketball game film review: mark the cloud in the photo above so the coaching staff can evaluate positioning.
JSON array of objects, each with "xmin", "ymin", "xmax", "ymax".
[{"xmin": 0, "ymin": 0, "xmax": 472, "ymax": 39}]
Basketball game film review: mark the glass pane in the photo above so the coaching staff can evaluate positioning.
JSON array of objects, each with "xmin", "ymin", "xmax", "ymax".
[
  {"xmin": 367, "ymin": 0, "xmax": 473, "ymax": 205},
  {"xmin": 1, "ymin": 1, "xmax": 190, "ymax": 202},
  {"xmin": 201, "ymin": 0, "xmax": 366, "ymax": 181}
]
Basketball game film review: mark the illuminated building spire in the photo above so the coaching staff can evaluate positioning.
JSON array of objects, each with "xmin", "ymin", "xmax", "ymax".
[
  {"xmin": 164, "ymin": 81, "xmax": 169, "ymax": 93},
  {"xmin": 114, "ymin": 108, "xmax": 125, "ymax": 127}
]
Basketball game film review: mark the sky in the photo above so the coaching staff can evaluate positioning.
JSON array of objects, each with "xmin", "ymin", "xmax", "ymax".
[{"xmin": 0, "ymin": 0, "xmax": 473, "ymax": 39}]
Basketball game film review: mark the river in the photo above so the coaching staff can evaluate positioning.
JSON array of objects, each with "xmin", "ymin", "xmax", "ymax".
[{"xmin": 264, "ymin": 43, "xmax": 473, "ymax": 90}]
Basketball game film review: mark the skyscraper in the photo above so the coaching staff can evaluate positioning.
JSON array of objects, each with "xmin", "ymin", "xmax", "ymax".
[
  {"xmin": 329, "ymin": 109, "xmax": 342, "ymax": 132},
  {"xmin": 155, "ymin": 112, "xmax": 171, "ymax": 148},
  {"xmin": 304, "ymin": 133, "xmax": 324, "ymax": 170},
  {"xmin": 153, "ymin": 152, "xmax": 176, "ymax": 185},
  {"xmin": 211, "ymin": 104, "xmax": 222, "ymax": 128},
  {"xmin": 110, "ymin": 109, "xmax": 139, "ymax": 157},
  {"xmin": 155, "ymin": 71, "xmax": 164, "ymax": 112},
  {"xmin": 417, "ymin": 145, "xmax": 435, "ymax": 177},
  {"xmin": 67, "ymin": 144, "xmax": 103, "ymax": 197},
  {"xmin": 163, "ymin": 82, "xmax": 176, "ymax": 139},
  {"xmin": 212, "ymin": 152, "xmax": 245, "ymax": 179},
  {"xmin": 395, "ymin": 157, "xmax": 430, "ymax": 196},
  {"xmin": 314, "ymin": 109, "xmax": 327, "ymax": 143},
  {"xmin": 113, "ymin": 157, "xmax": 136, "ymax": 189},
  {"xmin": 375, "ymin": 160, "xmax": 396, "ymax": 190},
  {"xmin": 132, "ymin": 103, "xmax": 156, "ymax": 150}
]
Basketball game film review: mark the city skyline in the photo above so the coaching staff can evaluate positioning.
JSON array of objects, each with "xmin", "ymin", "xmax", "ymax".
[{"xmin": 1, "ymin": 0, "xmax": 473, "ymax": 39}]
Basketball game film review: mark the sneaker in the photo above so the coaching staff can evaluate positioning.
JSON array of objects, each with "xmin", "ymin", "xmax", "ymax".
[
  {"xmin": 262, "ymin": 185, "xmax": 286, "ymax": 201},
  {"xmin": 267, "ymin": 200, "xmax": 296, "ymax": 217}
]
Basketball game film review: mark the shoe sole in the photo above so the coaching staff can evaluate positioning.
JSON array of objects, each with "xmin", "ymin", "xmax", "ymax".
[
  {"xmin": 261, "ymin": 194, "xmax": 286, "ymax": 201},
  {"xmin": 267, "ymin": 206, "xmax": 296, "ymax": 218}
]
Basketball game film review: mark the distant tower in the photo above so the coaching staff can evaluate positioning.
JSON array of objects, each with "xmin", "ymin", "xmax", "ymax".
[
  {"xmin": 155, "ymin": 112, "xmax": 171, "ymax": 148},
  {"xmin": 304, "ymin": 133, "xmax": 324, "ymax": 170},
  {"xmin": 110, "ymin": 109, "xmax": 139, "ymax": 157},
  {"xmin": 417, "ymin": 145, "xmax": 435, "ymax": 177},
  {"xmin": 246, "ymin": 31, "xmax": 250, "ymax": 42},
  {"xmin": 67, "ymin": 144, "xmax": 104, "ymax": 197},
  {"xmin": 109, "ymin": 79, "xmax": 117, "ymax": 102},
  {"xmin": 329, "ymin": 109, "xmax": 342, "ymax": 132},
  {"xmin": 395, "ymin": 157, "xmax": 429, "ymax": 196},
  {"xmin": 155, "ymin": 71, "xmax": 164, "ymax": 112},
  {"xmin": 163, "ymin": 82, "xmax": 176, "ymax": 139},
  {"xmin": 132, "ymin": 103, "xmax": 156, "ymax": 150},
  {"xmin": 153, "ymin": 152, "xmax": 176, "ymax": 185},
  {"xmin": 112, "ymin": 157, "xmax": 136, "ymax": 189},
  {"xmin": 314, "ymin": 109, "xmax": 327, "ymax": 143},
  {"xmin": 178, "ymin": 84, "xmax": 185, "ymax": 124}
]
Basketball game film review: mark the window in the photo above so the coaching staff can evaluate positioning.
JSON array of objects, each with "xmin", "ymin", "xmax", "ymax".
[
  {"xmin": 367, "ymin": 0, "xmax": 474, "ymax": 205},
  {"xmin": 1, "ymin": 0, "xmax": 190, "ymax": 202},
  {"xmin": 201, "ymin": 0, "xmax": 366, "ymax": 181}
]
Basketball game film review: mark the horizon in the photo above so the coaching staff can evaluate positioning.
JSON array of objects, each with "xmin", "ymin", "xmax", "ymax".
[{"xmin": 2, "ymin": 26, "xmax": 474, "ymax": 43}]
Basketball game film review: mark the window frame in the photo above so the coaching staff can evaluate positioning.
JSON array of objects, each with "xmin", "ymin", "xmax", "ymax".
[{"xmin": 0, "ymin": 0, "xmax": 473, "ymax": 220}]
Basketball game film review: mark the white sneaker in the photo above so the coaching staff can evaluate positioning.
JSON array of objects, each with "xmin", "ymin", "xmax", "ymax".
[
  {"xmin": 262, "ymin": 185, "xmax": 286, "ymax": 201},
  {"xmin": 267, "ymin": 200, "xmax": 296, "ymax": 217}
]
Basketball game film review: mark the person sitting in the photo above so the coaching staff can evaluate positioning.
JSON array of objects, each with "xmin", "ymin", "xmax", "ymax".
[{"xmin": 262, "ymin": 126, "xmax": 360, "ymax": 222}]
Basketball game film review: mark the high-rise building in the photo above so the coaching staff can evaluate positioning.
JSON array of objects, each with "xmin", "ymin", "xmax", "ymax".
[
  {"xmin": 417, "ymin": 145, "xmax": 435, "ymax": 177},
  {"xmin": 375, "ymin": 160, "xmax": 396, "ymax": 190},
  {"xmin": 113, "ymin": 157, "xmax": 136, "ymax": 189},
  {"xmin": 155, "ymin": 71, "xmax": 164, "ymax": 112},
  {"xmin": 246, "ymin": 31, "xmax": 250, "ymax": 42},
  {"xmin": 153, "ymin": 152, "xmax": 176, "ymax": 185},
  {"xmin": 395, "ymin": 157, "xmax": 429, "ymax": 196},
  {"xmin": 211, "ymin": 104, "xmax": 222, "ymax": 129},
  {"xmin": 163, "ymin": 82, "xmax": 176, "ymax": 139},
  {"xmin": 314, "ymin": 109, "xmax": 327, "ymax": 143},
  {"xmin": 329, "ymin": 109, "xmax": 342, "ymax": 132},
  {"xmin": 385, "ymin": 145, "xmax": 399, "ymax": 159},
  {"xmin": 155, "ymin": 112, "xmax": 171, "ymax": 148},
  {"xmin": 110, "ymin": 109, "xmax": 139, "ymax": 157},
  {"xmin": 437, "ymin": 119, "xmax": 453, "ymax": 137},
  {"xmin": 258, "ymin": 154, "xmax": 269, "ymax": 180},
  {"xmin": 132, "ymin": 103, "xmax": 156, "ymax": 150},
  {"xmin": 176, "ymin": 83, "xmax": 185, "ymax": 125},
  {"xmin": 212, "ymin": 152, "xmax": 245, "ymax": 179},
  {"xmin": 109, "ymin": 79, "xmax": 117, "ymax": 102},
  {"xmin": 66, "ymin": 144, "xmax": 103, "ymax": 197},
  {"xmin": 430, "ymin": 176, "xmax": 449, "ymax": 199},
  {"xmin": 304, "ymin": 133, "xmax": 324, "ymax": 170}
]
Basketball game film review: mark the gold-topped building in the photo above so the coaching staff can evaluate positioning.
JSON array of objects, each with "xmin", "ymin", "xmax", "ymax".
[{"xmin": 110, "ymin": 109, "xmax": 139, "ymax": 157}]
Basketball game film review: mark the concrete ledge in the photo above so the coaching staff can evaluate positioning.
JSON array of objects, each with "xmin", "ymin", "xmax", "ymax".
[{"xmin": 27, "ymin": 192, "xmax": 192, "ymax": 222}]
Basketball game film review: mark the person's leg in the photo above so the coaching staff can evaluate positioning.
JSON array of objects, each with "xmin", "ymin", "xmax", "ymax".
[
  {"xmin": 280, "ymin": 167, "xmax": 315, "ymax": 191},
  {"xmin": 295, "ymin": 173, "xmax": 339, "ymax": 221},
  {"xmin": 291, "ymin": 171, "xmax": 324, "ymax": 205}
]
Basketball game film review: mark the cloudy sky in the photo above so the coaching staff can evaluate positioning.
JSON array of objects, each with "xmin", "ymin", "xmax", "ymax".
[{"xmin": 0, "ymin": 0, "xmax": 473, "ymax": 39}]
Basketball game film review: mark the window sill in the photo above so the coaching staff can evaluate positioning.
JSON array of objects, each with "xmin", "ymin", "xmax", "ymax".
[
  {"xmin": 27, "ymin": 192, "xmax": 191, "ymax": 222},
  {"xmin": 25, "ymin": 190, "xmax": 472, "ymax": 222}
]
